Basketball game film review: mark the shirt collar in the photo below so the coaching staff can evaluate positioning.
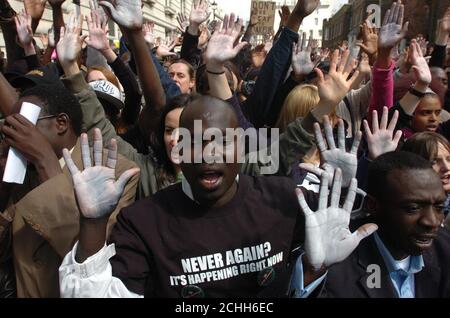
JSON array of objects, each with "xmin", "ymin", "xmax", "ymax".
[
  {"xmin": 181, "ymin": 175, "xmax": 240, "ymax": 202},
  {"xmin": 374, "ymin": 232, "xmax": 424, "ymax": 275}
]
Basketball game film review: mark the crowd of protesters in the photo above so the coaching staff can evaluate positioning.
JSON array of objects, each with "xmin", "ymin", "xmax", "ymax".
[{"xmin": 0, "ymin": 0, "xmax": 449, "ymax": 298}]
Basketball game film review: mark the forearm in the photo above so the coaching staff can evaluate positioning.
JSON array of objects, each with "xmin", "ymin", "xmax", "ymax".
[
  {"xmin": 34, "ymin": 156, "xmax": 63, "ymax": 184},
  {"xmin": 376, "ymin": 48, "xmax": 392, "ymax": 69},
  {"xmin": 369, "ymin": 61, "xmax": 394, "ymax": 115},
  {"xmin": 0, "ymin": 72, "xmax": 19, "ymax": 116},
  {"xmin": 25, "ymin": 53, "xmax": 40, "ymax": 71},
  {"xmin": 109, "ymin": 57, "xmax": 142, "ymax": 125},
  {"xmin": 125, "ymin": 30, "xmax": 165, "ymax": 111},
  {"xmin": 52, "ymin": 4, "xmax": 65, "ymax": 44},
  {"xmin": 76, "ymin": 217, "xmax": 109, "ymax": 263},
  {"xmin": 207, "ymin": 63, "xmax": 232, "ymax": 100},
  {"xmin": 285, "ymin": 5, "xmax": 306, "ymax": 33}
]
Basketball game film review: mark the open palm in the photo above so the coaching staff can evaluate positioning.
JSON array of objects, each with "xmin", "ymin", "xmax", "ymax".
[
  {"xmin": 99, "ymin": 0, "xmax": 143, "ymax": 30},
  {"xmin": 378, "ymin": 1, "xmax": 409, "ymax": 49},
  {"xmin": 297, "ymin": 170, "xmax": 378, "ymax": 270},
  {"xmin": 206, "ymin": 14, "xmax": 247, "ymax": 65},
  {"xmin": 300, "ymin": 117, "xmax": 361, "ymax": 188},
  {"xmin": 63, "ymin": 130, "xmax": 139, "ymax": 219},
  {"xmin": 190, "ymin": 0, "xmax": 210, "ymax": 25}
]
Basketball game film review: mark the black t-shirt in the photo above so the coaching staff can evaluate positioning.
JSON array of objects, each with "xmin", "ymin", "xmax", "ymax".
[{"xmin": 109, "ymin": 175, "xmax": 318, "ymax": 298}]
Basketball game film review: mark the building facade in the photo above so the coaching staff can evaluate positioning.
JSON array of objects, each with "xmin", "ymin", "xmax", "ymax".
[
  {"xmin": 275, "ymin": 0, "xmax": 333, "ymax": 46},
  {"xmin": 322, "ymin": 4, "xmax": 351, "ymax": 49},
  {"xmin": 1, "ymin": 0, "xmax": 224, "ymax": 52}
]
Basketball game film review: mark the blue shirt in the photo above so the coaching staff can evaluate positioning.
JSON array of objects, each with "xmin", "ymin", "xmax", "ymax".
[{"xmin": 374, "ymin": 233, "xmax": 424, "ymax": 298}]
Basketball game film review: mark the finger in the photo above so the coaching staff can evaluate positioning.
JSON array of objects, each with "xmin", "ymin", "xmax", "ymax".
[
  {"xmin": 93, "ymin": 128, "xmax": 103, "ymax": 166},
  {"xmin": 343, "ymin": 178, "xmax": 358, "ymax": 212},
  {"xmin": 337, "ymin": 119, "xmax": 346, "ymax": 150},
  {"xmin": 296, "ymin": 189, "xmax": 314, "ymax": 216},
  {"xmin": 80, "ymin": 133, "xmax": 92, "ymax": 169},
  {"xmin": 299, "ymin": 163, "xmax": 325, "ymax": 177},
  {"xmin": 338, "ymin": 49, "xmax": 350, "ymax": 74},
  {"xmin": 318, "ymin": 172, "xmax": 330, "ymax": 211},
  {"xmin": 386, "ymin": 109, "xmax": 398, "ymax": 132},
  {"xmin": 228, "ymin": 13, "xmax": 235, "ymax": 33},
  {"xmin": 324, "ymin": 116, "xmax": 337, "ymax": 150},
  {"xmin": 401, "ymin": 21, "xmax": 409, "ymax": 37},
  {"xmin": 106, "ymin": 138, "xmax": 118, "ymax": 169},
  {"xmin": 330, "ymin": 169, "xmax": 342, "ymax": 208},
  {"xmin": 314, "ymin": 67, "xmax": 325, "ymax": 84},
  {"xmin": 313, "ymin": 122, "xmax": 327, "ymax": 153},
  {"xmin": 392, "ymin": 2, "xmax": 400, "ymax": 24},
  {"xmin": 393, "ymin": 130, "xmax": 403, "ymax": 146},
  {"xmin": 380, "ymin": 106, "xmax": 389, "ymax": 130},
  {"xmin": 363, "ymin": 119, "xmax": 372, "ymax": 138},
  {"xmin": 329, "ymin": 49, "xmax": 339, "ymax": 73},
  {"xmin": 301, "ymin": 32, "xmax": 306, "ymax": 51},
  {"xmin": 382, "ymin": 9, "xmax": 391, "ymax": 26},
  {"xmin": 397, "ymin": 2, "xmax": 404, "ymax": 25},
  {"xmin": 11, "ymin": 114, "xmax": 33, "ymax": 128},
  {"xmin": 350, "ymin": 131, "xmax": 362, "ymax": 155},
  {"xmin": 352, "ymin": 223, "xmax": 378, "ymax": 244},
  {"xmin": 98, "ymin": 1, "xmax": 115, "ymax": 18},
  {"xmin": 115, "ymin": 168, "xmax": 140, "ymax": 192},
  {"xmin": 63, "ymin": 148, "xmax": 80, "ymax": 176}
]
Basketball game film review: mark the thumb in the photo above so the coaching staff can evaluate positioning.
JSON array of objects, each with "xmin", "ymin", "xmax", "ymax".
[
  {"xmin": 233, "ymin": 41, "xmax": 249, "ymax": 55},
  {"xmin": 314, "ymin": 67, "xmax": 325, "ymax": 83},
  {"xmin": 353, "ymin": 223, "xmax": 378, "ymax": 244},
  {"xmin": 115, "ymin": 168, "xmax": 140, "ymax": 192},
  {"xmin": 99, "ymin": 1, "xmax": 116, "ymax": 19},
  {"xmin": 355, "ymin": 42, "xmax": 369, "ymax": 52}
]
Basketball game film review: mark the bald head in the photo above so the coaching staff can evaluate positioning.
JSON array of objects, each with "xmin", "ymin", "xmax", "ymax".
[{"xmin": 180, "ymin": 95, "xmax": 238, "ymax": 131}]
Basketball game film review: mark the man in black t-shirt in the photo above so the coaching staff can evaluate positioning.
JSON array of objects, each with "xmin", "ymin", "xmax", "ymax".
[{"xmin": 59, "ymin": 94, "xmax": 377, "ymax": 298}]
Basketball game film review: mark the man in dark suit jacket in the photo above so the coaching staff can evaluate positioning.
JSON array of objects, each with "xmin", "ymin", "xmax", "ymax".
[{"xmin": 320, "ymin": 151, "xmax": 450, "ymax": 298}]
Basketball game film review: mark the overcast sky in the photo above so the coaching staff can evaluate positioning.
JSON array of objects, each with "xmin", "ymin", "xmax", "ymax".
[{"xmin": 215, "ymin": 0, "xmax": 349, "ymax": 21}]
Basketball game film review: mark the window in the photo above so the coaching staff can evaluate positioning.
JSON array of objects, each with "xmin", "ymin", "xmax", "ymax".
[{"xmin": 315, "ymin": 18, "xmax": 318, "ymax": 25}]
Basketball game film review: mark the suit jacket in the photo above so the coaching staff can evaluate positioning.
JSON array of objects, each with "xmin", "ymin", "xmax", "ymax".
[
  {"xmin": 0, "ymin": 139, "xmax": 139, "ymax": 298},
  {"xmin": 319, "ymin": 228, "xmax": 450, "ymax": 298}
]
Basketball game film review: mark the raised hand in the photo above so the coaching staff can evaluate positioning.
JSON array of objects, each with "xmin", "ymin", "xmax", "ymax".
[
  {"xmin": 205, "ymin": 14, "xmax": 248, "ymax": 71},
  {"xmin": 56, "ymin": 13, "xmax": 86, "ymax": 67},
  {"xmin": 356, "ymin": 22, "xmax": 378, "ymax": 58},
  {"xmin": 363, "ymin": 107, "xmax": 403, "ymax": 160},
  {"xmin": 24, "ymin": 0, "xmax": 46, "ymax": 21},
  {"xmin": 155, "ymin": 43, "xmax": 177, "ymax": 59},
  {"xmin": 408, "ymin": 39, "xmax": 432, "ymax": 85},
  {"xmin": 63, "ymin": 129, "xmax": 139, "ymax": 219},
  {"xmin": 278, "ymin": 5, "xmax": 290, "ymax": 27},
  {"xmin": 378, "ymin": 1, "xmax": 409, "ymax": 50},
  {"xmin": 98, "ymin": 0, "xmax": 143, "ymax": 31},
  {"xmin": 86, "ymin": 1, "xmax": 110, "ymax": 53},
  {"xmin": 190, "ymin": 0, "xmax": 210, "ymax": 26},
  {"xmin": 300, "ymin": 116, "xmax": 362, "ymax": 188},
  {"xmin": 292, "ymin": 32, "xmax": 320, "ymax": 78},
  {"xmin": 198, "ymin": 24, "xmax": 210, "ymax": 48},
  {"xmin": 314, "ymin": 49, "xmax": 359, "ymax": 106},
  {"xmin": 177, "ymin": 13, "xmax": 189, "ymax": 34},
  {"xmin": 297, "ymin": 169, "xmax": 378, "ymax": 270},
  {"xmin": 15, "ymin": 10, "xmax": 33, "ymax": 48},
  {"xmin": 296, "ymin": 0, "xmax": 320, "ymax": 19},
  {"xmin": 143, "ymin": 21, "xmax": 156, "ymax": 48}
]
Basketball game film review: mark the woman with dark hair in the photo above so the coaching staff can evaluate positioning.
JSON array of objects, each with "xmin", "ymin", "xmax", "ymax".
[{"xmin": 403, "ymin": 132, "xmax": 450, "ymax": 220}]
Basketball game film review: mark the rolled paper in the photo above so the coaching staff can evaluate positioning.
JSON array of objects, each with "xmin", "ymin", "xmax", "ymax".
[{"xmin": 2, "ymin": 102, "xmax": 41, "ymax": 184}]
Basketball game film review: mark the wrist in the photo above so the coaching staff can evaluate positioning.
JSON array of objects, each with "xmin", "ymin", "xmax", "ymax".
[
  {"xmin": 414, "ymin": 81, "xmax": 430, "ymax": 93},
  {"xmin": 23, "ymin": 42, "xmax": 36, "ymax": 56},
  {"xmin": 34, "ymin": 155, "xmax": 62, "ymax": 183},
  {"xmin": 435, "ymin": 33, "xmax": 449, "ymax": 46},
  {"xmin": 206, "ymin": 62, "xmax": 225, "ymax": 74},
  {"xmin": 102, "ymin": 47, "xmax": 117, "ymax": 63},
  {"xmin": 376, "ymin": 48, "xmax": 392, "ymax": 68},
  {"xmin": 62, "ymin": 62, "xmax": 80, "ymax": 76},
  {"xmin": 188, "ymin": 24, "xmax": 200, "ymax": 36}
]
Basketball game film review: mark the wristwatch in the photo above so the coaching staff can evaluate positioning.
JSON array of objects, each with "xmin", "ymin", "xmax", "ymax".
[{"xmin": 409, "ymin": 86, "xmax": 426, "ymax": 98}]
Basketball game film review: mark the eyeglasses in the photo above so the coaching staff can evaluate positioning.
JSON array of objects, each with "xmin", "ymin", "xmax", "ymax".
[{"xmin": 37, "ymin": 114, "xmax": 58, "ymax": 121}]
